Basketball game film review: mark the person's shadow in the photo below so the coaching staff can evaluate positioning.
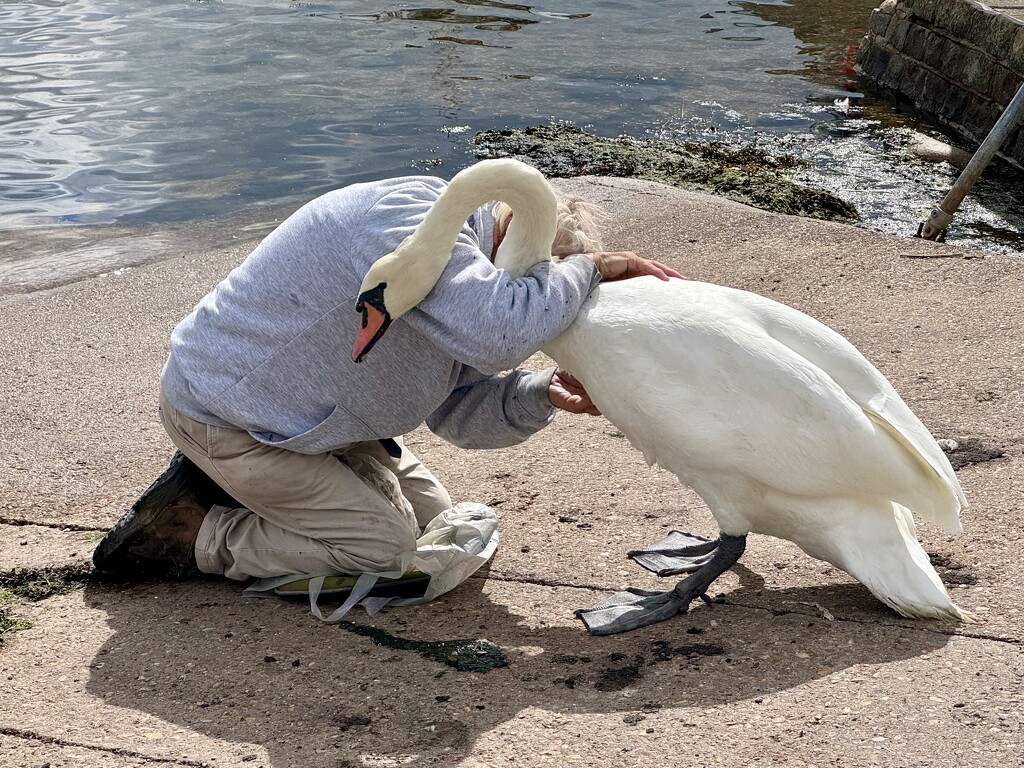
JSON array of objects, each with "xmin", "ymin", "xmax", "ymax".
[{"xmin": 83, "ymin": 562, "xmax": 953, "ymax": 767}]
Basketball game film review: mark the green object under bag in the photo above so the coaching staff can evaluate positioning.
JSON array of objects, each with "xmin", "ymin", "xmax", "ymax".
[{"xmin": 272, "ymin": 571, "xmax": 431, "ymax": 599}]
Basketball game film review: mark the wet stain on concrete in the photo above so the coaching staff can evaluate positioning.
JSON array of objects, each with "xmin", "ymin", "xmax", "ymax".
[
  {"xmin": 595, "ymin": 653, "xmax": 646, "ymax": 692},
  {"xmin": 334, "ymin": 713, "xmax": 372, "ymax": 732},
  {"xmin": 928, "ymin": 552, "xmax": 980, "ymax": 586},
  {"xmin": 337, "ymin": 620, "xmax": 508, "ymax": 672},
  {"xmin": 595, "ymin": 640, "xmax": 728, "ymax": 692},
  {"xmin": 650, "ymin": 639, "xmax": 727, "ymax": 661},
  {"xmin": 940, "ymin": 438, "xmax": 1005, "ymax": 470}
]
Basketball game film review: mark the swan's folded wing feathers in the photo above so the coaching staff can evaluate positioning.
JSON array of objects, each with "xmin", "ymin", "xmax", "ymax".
[
  {"xmin": 551, "ymin": 283, "xmax": 883, "ymax": 496},
  {"xmin": 759, "ymin": 303, "xmax": 967, "ymax": 528}
]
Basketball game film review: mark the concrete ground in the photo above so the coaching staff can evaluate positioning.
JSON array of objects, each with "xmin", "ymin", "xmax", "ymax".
[{"xmin": 0, "ymin": 177, "xmax": 1021, "ymax": 768}]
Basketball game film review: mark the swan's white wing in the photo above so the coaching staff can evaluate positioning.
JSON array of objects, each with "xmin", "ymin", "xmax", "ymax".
[
  {"xmin": 750, "ymin": 287, "xmax": 967, "ymax": 524},
  {"xmin": 545, "ymin": 278, "xmax": 964, "ymax": 532}
]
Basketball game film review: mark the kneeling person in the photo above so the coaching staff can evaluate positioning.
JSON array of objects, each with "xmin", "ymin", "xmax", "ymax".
[{"xmin": 93, "ymin": 172, "xmax": 678, "ymax": 586}]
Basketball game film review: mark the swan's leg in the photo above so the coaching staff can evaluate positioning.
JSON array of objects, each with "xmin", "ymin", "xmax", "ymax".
[
  {"xmin": 575, "ymin": 534, "xmax": 747, "ymax": 635},
  {"xmin": 666, "ymin": 533, "xmax": 747, "ymax": 607}
]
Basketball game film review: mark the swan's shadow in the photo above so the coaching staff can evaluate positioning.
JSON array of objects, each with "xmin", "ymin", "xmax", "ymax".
[{"xmin": 82, "ymin": 566, "xmax": 952, "ymax": 767}]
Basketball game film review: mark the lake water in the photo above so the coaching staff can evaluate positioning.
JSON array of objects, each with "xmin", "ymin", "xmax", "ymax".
[{"xmin": 1, "ymin": 0, "xmax": 1021, "ymax": 294}]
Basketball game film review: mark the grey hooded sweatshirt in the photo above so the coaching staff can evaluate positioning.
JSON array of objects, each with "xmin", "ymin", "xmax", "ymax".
[{"xmin": 160, "ymin": 175, "xmax": 601, "ymax": 454}]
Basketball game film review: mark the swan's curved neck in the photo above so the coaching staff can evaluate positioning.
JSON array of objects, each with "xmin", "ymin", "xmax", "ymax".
[
  {"xmin": 416, "ymin": 160, "xmax": 557, "ymax": 281},
  {"xmin": 355, "ymin": 159, "xmax": 559, "ymax": 333},
  {"xmin": 488, "ymin": 166, "xmax": 558, "ymax": 279},
  {"xmin": 414, "ymin": 165, "xmax": 500, "ymax": 263}
]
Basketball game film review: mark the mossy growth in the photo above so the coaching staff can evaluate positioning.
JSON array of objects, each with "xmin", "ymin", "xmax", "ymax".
[
  {"xmin": 0, "ymin": 564, "xmax": 98, "ymax": 647},
  {"xmin": 0, "ymin": 564, "xmax": 97, "ymax": 602},
  {"xmin": 473, "ymin": 124, "xmax": 858, "ymax": 222},
  {"xmin": 0, "ymin": 605, "xmax": 32, "ymax": 646}
]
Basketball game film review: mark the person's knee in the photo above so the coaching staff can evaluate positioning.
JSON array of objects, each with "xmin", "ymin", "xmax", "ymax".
[
  {"xmin": 410, "ymin": 486, "xmax": 452, "ymax": 528},
  {"xmin": 331, "ymin": 521, "xmax": 418, "ymax": 573}
]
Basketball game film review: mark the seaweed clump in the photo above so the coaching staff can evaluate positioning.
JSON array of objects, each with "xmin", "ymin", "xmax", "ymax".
[
  {"xmin": 0, "ymin": 564, "xmax": 97, "ymax": 602},
  {"xmin": 473, "ymin": 124, "xmax": 857, "ymax": 222}
]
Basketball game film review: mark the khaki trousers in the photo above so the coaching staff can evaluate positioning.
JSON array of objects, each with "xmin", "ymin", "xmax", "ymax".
[{"xmin": 159, "ymin": 395, "xmax": 452, "ymax": 581}]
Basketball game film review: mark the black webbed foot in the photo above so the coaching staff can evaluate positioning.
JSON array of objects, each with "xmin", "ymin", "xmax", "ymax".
[
  {"xmin": 628, "ymin": 529, "xmax": 719, "ymax": 576},
  {"xmin": 576, "ymin": 533, "xmax": 747, "ymax": 635}
]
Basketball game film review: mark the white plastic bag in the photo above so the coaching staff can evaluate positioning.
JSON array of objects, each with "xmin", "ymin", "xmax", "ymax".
[{"xmin": 243, "ymin": 502, "xmax": 499, "ymax": 622}]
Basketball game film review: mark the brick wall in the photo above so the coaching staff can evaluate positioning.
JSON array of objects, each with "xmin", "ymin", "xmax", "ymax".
[{"xmin": 856, "ymin": 0, "xmax": 1024, "ymax": 168}]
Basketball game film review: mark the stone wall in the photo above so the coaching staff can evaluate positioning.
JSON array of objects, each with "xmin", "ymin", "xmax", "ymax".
[{"xmin": 856, "ymin": 0, "xmax": 1024, "ymax": 168}]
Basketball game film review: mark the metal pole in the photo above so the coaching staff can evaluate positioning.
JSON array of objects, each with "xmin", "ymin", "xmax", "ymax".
[{"xmin": 916, "ymin": 80, "xmax": 1024, "ymax": 241}]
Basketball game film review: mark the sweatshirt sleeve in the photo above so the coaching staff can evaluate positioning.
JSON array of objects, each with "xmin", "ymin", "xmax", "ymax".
[
  {"xmin": 355, "ymin": 181, "xmax": 601, "ymax": 374},
  {"xmin": 426, "ymin": 367, "xmax": 557, "ymax": 449}
]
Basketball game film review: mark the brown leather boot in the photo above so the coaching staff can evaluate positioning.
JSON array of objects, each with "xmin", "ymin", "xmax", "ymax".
[
  {"xmin": 94, "ymin": 452, "xmax": 228, "ymax": 579},
  {"xmin": 121, "ymin": 494, "xmax": 207, "ymax": 571}
]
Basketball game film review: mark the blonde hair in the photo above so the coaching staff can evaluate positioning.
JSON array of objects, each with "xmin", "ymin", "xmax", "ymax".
[{"xmin": 492, "ymin": 193, "xmax": 605, "ymax": 257}]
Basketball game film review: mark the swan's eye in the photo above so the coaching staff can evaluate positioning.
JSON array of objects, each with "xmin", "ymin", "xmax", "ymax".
[{"xmin": 355, "ymin": 282, "xmax": 388, "ymax": 322}]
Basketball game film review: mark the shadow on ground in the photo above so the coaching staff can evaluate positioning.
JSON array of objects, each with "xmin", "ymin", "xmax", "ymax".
[{"xmin": 82, "ymin": 565, "xmax": 951, "ymax": 767}]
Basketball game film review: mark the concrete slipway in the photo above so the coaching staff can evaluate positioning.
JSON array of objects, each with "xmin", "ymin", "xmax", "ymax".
[{"xmin": 0, "ymin": 177, "xmax": 1021, "ymax": 768}]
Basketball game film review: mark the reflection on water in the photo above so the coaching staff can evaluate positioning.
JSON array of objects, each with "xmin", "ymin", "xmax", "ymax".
[
  {"xmin": 0, "ymin": 0, "xmax": 1019, "ymax": 290},
  {"xmin": 744, "ymin": 0, "xmax": 876, "ymax": 91}
]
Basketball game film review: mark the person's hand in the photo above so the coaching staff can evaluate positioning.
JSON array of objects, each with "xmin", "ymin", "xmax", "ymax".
[
  {"xmin": 549, "ymin": 368, "xmax": 601, "ymax": 416},
  {"xmin": 585, "ymin": 251, "xmax": 686, "ymax": 282}
]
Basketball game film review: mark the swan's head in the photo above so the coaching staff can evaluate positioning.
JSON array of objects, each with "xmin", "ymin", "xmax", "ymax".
[
  {"xmin": 352, "ymin": 236, "xmax": 430, "ymax": 363},
  {"xmin": 352, "ymin": 280, "xmax": 390, "ymax": 364}
]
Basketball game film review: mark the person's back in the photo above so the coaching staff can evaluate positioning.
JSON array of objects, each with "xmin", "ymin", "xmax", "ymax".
[{"xmin": 162, "ymin": 174, "xmax": 597, "ymax": 453}]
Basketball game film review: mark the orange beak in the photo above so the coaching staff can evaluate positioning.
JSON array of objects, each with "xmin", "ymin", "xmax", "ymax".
[{"xmin": 352, "ymin": 283, "xmax": 392, "ymax": 363}]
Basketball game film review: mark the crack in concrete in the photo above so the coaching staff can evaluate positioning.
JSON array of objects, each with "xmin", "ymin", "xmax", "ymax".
[
  {"xmin": 0, "ymin": 516, "xmax": 106, "ymax": 532},
  {"xmin": 484, "ymin": 572, "xmax": 603, "ymax": 592},
  {"xmin": 0, "ymin": 726, "xmax": 215, "ymax": 767}
]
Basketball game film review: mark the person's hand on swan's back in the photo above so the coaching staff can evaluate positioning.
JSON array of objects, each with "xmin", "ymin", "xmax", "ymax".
[{"xmin": 581, "ymin": 251, "xmax": 686, "ymax": 282}]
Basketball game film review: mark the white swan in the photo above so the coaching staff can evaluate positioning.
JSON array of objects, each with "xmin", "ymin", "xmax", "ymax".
[{"xmin": 352, "ymin": 158, "xmax": 973, "ymax": 633}]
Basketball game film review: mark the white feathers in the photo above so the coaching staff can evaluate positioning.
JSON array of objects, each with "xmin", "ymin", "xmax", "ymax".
[{"xmin": 547, "ymin": 277, "xmax": 972, "ymax": 621}]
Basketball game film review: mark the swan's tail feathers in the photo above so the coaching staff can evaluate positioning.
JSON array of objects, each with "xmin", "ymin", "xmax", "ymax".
[
  {"xmin": 864, "ymin": 410, "xmax": 966, "ymax": 534},
  {"xmin": 815, "ymin": 500, "xmax": 978, "ymax": 623}
]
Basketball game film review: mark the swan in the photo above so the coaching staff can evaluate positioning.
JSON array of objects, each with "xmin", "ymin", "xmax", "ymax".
[{"xmin": 351, "ymin": 158, "xmax": 974, "ymax": 634}]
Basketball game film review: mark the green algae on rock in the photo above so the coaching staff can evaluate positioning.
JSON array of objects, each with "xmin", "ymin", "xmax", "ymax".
[{"xmin": 473, "ymin": 124, "xmax": 858, "ymax": 222}]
